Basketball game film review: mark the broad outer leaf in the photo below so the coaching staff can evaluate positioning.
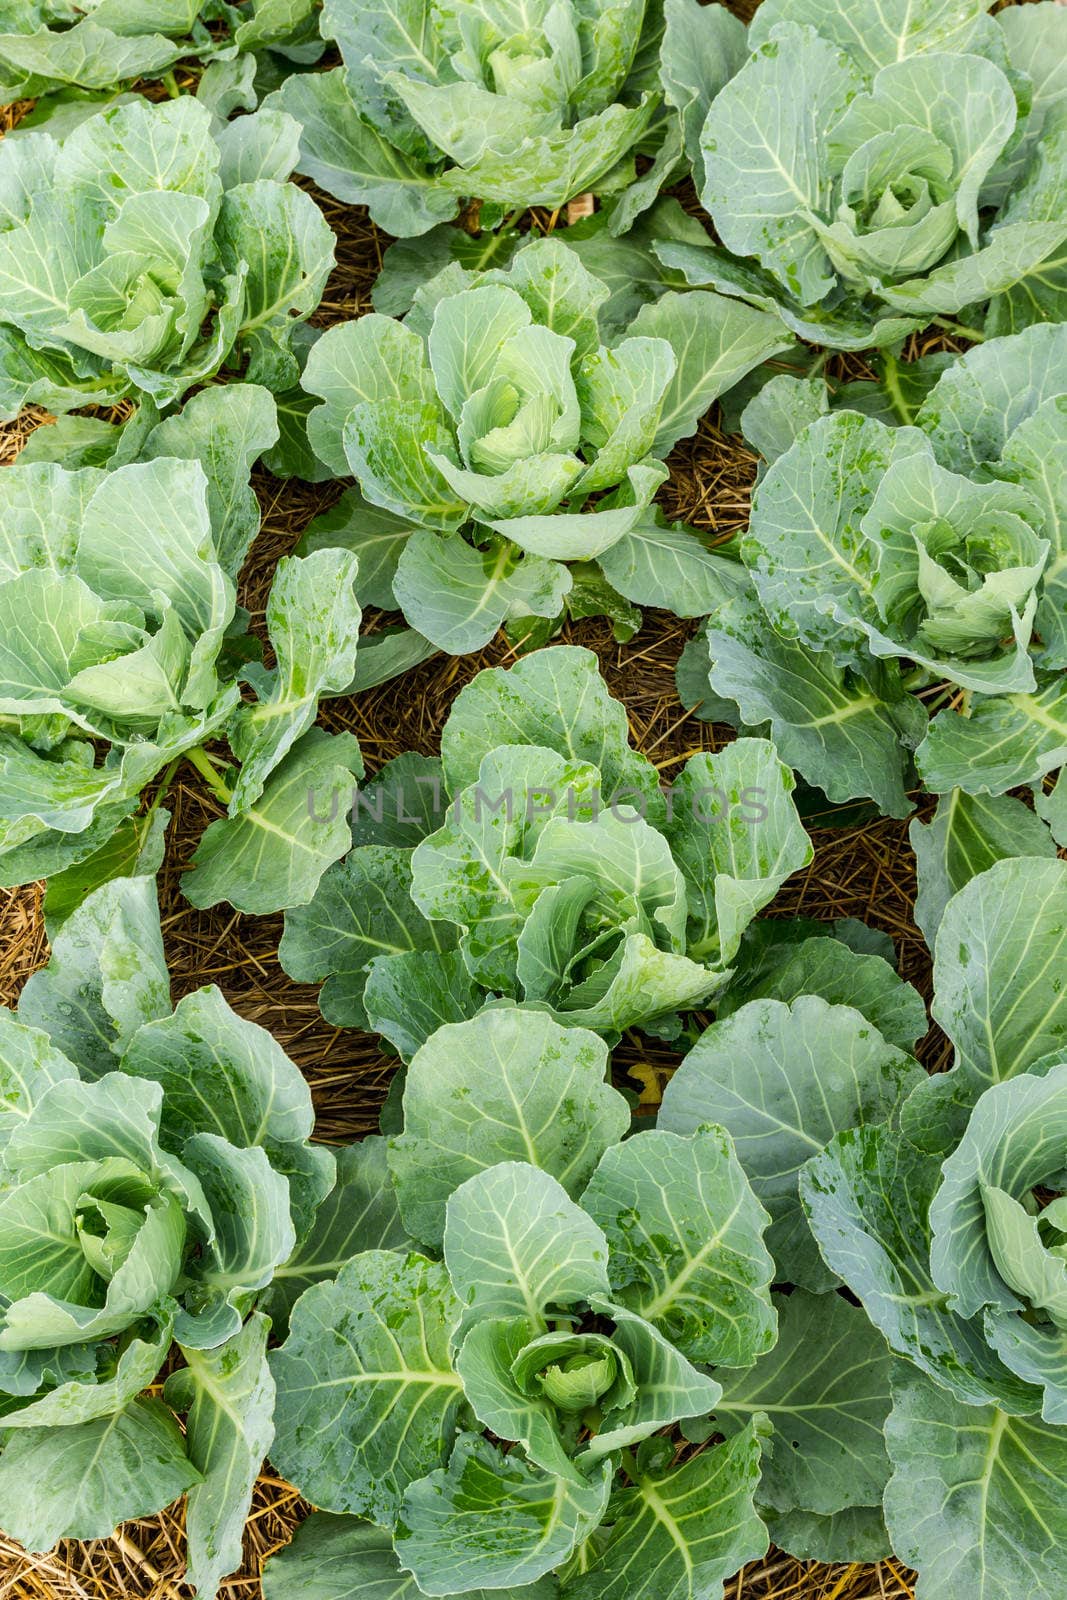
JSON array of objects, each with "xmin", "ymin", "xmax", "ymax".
[
  {"xmin": 905, "ymin": 856, "xmax": 1067, "ymax": 1142},
  {"xmin": 441, "ymin": 644, "xmax": 662, "ymax": 817},
  {"xmin": 260, "ymin": 1137, "xmax": 411, "ymax": 1339},
  {"xmin": 443, "ymin": 1163, "xmax": 610, "ymax": 1326},
  {"xmin": 713, "ymin": 1289, "xmax": 893, "ymax": 1517},
  {"xmin": 749, "ymin": 0, "xmax": 996, "ymax": 68},
  {"xmin": 278, "ymin": 844, "xmax": 453, "ymax": 1028},
  {"xmin": 269, "ymin": 1250, "xmax": 465, "ymax": 1522},
  {"xmin": 596, "ymin": 513, "xmax": 748, "ymax": 619},
  {"xmin": 717, "ymin": 933, "xmax": 928, "ymax": 1054},
  {"xmin": 389, "ymin": 1008, "xmax": 629, "ymax": 1247},
  {"xmin": 119, "ymin": 983, "xmax": 331, "ymax": 1235},
  {"xmin": 917, "ymin": 681, "xmax": 1067, "ymax": 796},
  {"xmin": 165, "ymin": 1314, "xmax": 275, "ymax": 1600},
  {"xmin": 0, "ymin": 1398, "xmax": 200, "ymax": 1548},
  {"xmin": 0, "ymin": 1009, "xmax": 78, "ymax": 1157},
  {"xmin": 909, "ymin": 790, "xmax": 1056, "ymax": 948},
  {"xmin": 699, "ymin": 25, "xmax": 861, "ymax": 305},
  {"xmin": 398, "ymin": 1434, "xmax": 612, "ymax": 1595},
  {"xmin": 626, "ymin": 290, "xmax": 794, "ymax": 456},
  {"xmin": 699, "ymin": 594, "xmax": 923, "ymax": 820},
  {"xmin": 42, "ymin": 804, "xmax": 169, "ymax": 937},
  {"xmin": 885, "ymin": 1367, "xmax": 1067, "ymax": 1600},
  {"xmin": 660, "ymin": 997, "xmax": 924, "ymax": 1289},
  {"xmin": 18, "ymin": 873, "xmax": 169, "ymax": 1076},
  {"xmin": 799, "ymin": 1124, "xmax": 1041, "ymax": 1411},
  {"xmin": 763, "ymin": 1504, "xmax": 892, "ymax": 1564},
  {"xmin": 139, "ymin": 383, "xmax": 278, "ymax": 577},
  {"xmin": 581, "ymin": 1128, "xmax": 776, "ymax": 1367},
  {"xmin": 183, "ymin": 728, "xmax": 364, "ymax": 914},
  {"xmin": 262, "ymin": 1513, "xmax": 556, "ymax": 1600},
  {"xmin": 392, "ymin": 530, "xmax": 570, "ymax": 656},
  {"xmin": 917, "ymin": 321, "xmax": 1067, "ymax": 474},
  {"xmin": 562, "ymin": 1420, "xmax": 769, "ymax": 1600}
]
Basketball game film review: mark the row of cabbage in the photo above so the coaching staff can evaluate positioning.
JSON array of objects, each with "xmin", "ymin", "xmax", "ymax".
[{"xmin": 0, "ymin": 2, "xmax": 1066, "ymax": 1599}]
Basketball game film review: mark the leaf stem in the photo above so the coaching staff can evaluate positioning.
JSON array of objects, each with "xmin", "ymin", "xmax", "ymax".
[
  {"xmin": 162, "ymin": 70, "xmax": 181, "ymax": 99},
  {"xmin": 185, "ymin": 745, "xmax": 233, "ymax": 805},
  {"xmin": 932, "ymin": 316, "xmax": 987, "ymax": 344},
  {"xmin": 881, "ymin": 351, "xmax": 915, "ymax": 426}
]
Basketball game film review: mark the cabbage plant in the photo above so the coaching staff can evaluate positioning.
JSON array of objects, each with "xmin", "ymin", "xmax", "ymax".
[
  {"xmin": 0, "ymin": 873, "xmax": 337, "ymax": 1600},
  {"xmin": 790, "ymin": 855, "xmax": 1067, "ymax": 1596},
  {"xmin": 656, "ymin": 0, "xmax": 1067, "ymax": 347},
  {"xmin": 0, "ymin": 93, "xmax": 335, "ymax": 421},
  {"xmin": 679, "ymin": 321, "xmax": 1067, "ymax": 819},
  {"xmin": 0, "ymin": 0, "xmax": 320, "ymax": 102},
  {"xmin": 264, "ymin": 1003, "xmax": 777, "ymax": 1599},
  {"xmin": 299, "ymin": 234, "xmax": 793, "ymax": 652},
  {"xmin": 269, "ymin": 0, "xmax": 667, "ymax": 236},
  {"xmin": 0, "ymin": 398, "xmax": 364, "ymax": 916},
  {"xmin": 280, "ymin": 644, "xmax": 812, "ymax": 1051}
]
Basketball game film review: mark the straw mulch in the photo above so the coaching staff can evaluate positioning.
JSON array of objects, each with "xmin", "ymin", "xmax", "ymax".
[{"xmin": 6, "ymin": 0, "xmax": 1036, "ymax": 1589}]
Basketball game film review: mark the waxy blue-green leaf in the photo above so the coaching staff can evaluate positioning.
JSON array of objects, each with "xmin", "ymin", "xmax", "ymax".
[
  {"xmin": 748, "ymin": 0, "xmax": 997, "ymax": 69},
  {"xmin": 717, "ymin": 933, "xmax": 928, "ymax": 1054},
  {"xmin": 928, "ymin": 1064, "xmax": 1067, "ymax": 1389},
  {"xmin": 18, "ymin": 873, "xmax": 169, "ymax": 1076},
  {"xmin": 228, "ymin": 550, "xmax": 362, "ymax": 813},
  {"xmin": 444, "ymin": 1163, "xmax": 610, "ymax": 1327},
  {"xmin": 799, "ymin": 1123, "xmax": 1041, "ymax": 1410},
  {"xmin": 399, "ymin": 1433, "xmax": 612, "ymax": 1595},
  {"xmin": 117, "ymin": 982, "xmax": 332, "ymax": 1236},
  {"xmin": 692, "ymin": 594, "xmax": 924, "ymax": 819},
  {"xmin": 902, "ymin": 857, "xmax": 1067, "ymax": 1144},
  {"xmin": 262, "ymin": 1513, "xmax": 557, "ymax": 1600},
  {"xmin": 269, "ymin": 1249, "xmax": 466, "ymax": 1523},
  {"xmin": 389, "ymin": 1008, "xmax": 628, "ymax": 1248},
  {"xmin": 700, "ymin": 25, "xmax": 862, "ymax": 307},
  {"xmin": 596, "ymin": 510, "xmax": 749, "ymax": 619},
  {"xmin": 364, "ymin": 949, "xmax": 483, "ymax": 1062},
  {"xmin": 279, "ymin": 844, "xmax": 454, "ymax": 1029},
  {"xmin": 662, "ymin": 739, "xmax": 812, "ymax": 964},
  {"xmin": 165, "ymin": 1314, "xmax": 275, "ymax": 1600},
  {"xmin": 440, "ymin": 644, "xmax": 662, "ymax": 815},
  {"xmin": 884, "ymin": 1367, "xmax": 1067, "ymax": 1600},
  {"xmin": 909, "ymin": 790, "xmax": 1056, "ymax": 948},
  {"xmin": 712, "ymin": 1289, "xmax": 893, "ymax": 1518},
  {"xmin": 562, "ymin": 1420, "xmax": 769, "ymax": 1600},
  {"xmin": 625, "ymin": 289, "xmax": 794, "ymax": 456},
  {"xmin": 660, "ymin": 0, "xmax": 747, "ymax": 172},
  {"xmin": 0, "ymin": 1010, "xmax": 78, "ymax": 1157},
  {"xmin": 581, "ymin": 1127, "xmax": 775, "ymax": 1366},
  {"xmin": 0, "ymin": 1397, "xmax": 200, "ymax": 1550},
  {"xmin": 182, "ymin": 728, "xmax": 364, "ymax": 915},
  {"xmin": 392, "ymin": 529, "xmax": 571, "ymax": 655},
  {"xmin": 260, "ymin": 1138, "xmax": 411, "ymax": 1340},
  {"xmin": 662, "ymin": 996, "xmax": 924, "ymax": 1290}
]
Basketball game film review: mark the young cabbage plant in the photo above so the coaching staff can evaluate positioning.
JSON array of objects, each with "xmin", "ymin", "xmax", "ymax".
[
  {"xmin": 656, "ymin": 0, "xmax": 1067, "ymax": 348},
  {"xmin": 0, "ymin": 398, "xmax": 364, "ymax": 916},
  {"xmin": 265, "ymin": 1003, "xmax": 776, "ymax": 1599},
  {"xmin": 0, "ymin": 873, "xmax": 336, "ymax": 1600},
  {"xmin": 279, "ymin": 644, "xmax": 812, "ymax": 1052},
  {"xmin": 269, "ymin": 0, "xmax": 667, "ymax": 237},
  {"xmin": 791, "ymin": 854, "xmax": 1067, "ymax": 1599},
  {"xmin": 679, "ymin": 321, "xmax": 1067, "ymax": 819},
  {"xmin": 296, "ymin": 233, "xmax": 793, "ymax": 653},
  {"xmin": 0, "ymin": 0, "xmax": 321, "ymax": 107},
  {"xmin": 0, "ymin": 93, "xmax": 335, "ymax": 422}
]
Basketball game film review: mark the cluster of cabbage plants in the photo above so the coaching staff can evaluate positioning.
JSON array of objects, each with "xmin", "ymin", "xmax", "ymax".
[{"xmin": 0, "ymin": 1, "xmax": 1065, "ymax": 1598}]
